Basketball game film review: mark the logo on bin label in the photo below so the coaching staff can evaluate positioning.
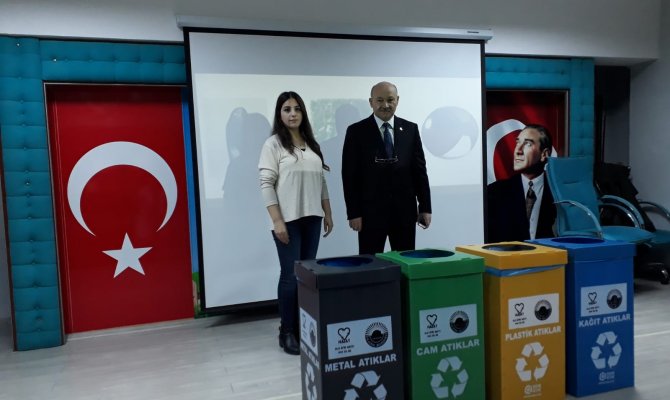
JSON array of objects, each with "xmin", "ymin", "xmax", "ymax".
[
  {"xmin": 338, "ymin": 328, "xmax": 351, "ymax": 344},
  {"xmin": 581, "ymin": 283, "xmax": 627, "ymax": 317},
  {"xmin": 534, "ymin": 300, "xmax": 553, "ymax": 321},
  {"xmin": 516, "ymin": 342, "xmax": 549, "ymax": 382},
  {"xmin": 450, "ymin": 311, "xmax": 470, "ymax": 333},
  {"xmin": 508, "ymin": 294, "xmax": 559, "ymax": 329},
  {"xmin": 365, "ymin": 322, "xmax": 389, "ymax": 348},
  {"xmin": 344, "ymin": 370, "xmax": 386, "ymax": 400},
  {"xmin": 591, "ymin": 331, "xmax": 622, "ymax": 370},
  {"xmin": 300, "ymin": 308, "xmax": 319, "ymax": 357},
  {"xmin": 430, "ymin": 356, "xmax": 469, "ymax": 399},
  {"xmin": 419, "ymin": 304, "xmax": 478, "ymax": 344},
  {"xmin": 327, "ymin": 316, "xmax": 393, "ymax": 360},
  {"xmin": 607, "ymin": 289, "xmax": 623, "ymax": 309},
  {"xmin": 304, "ymin": 361, "xmax": 318, "ymax": 400},
  {"xmin": 514, "ymin": 303, "xmax": 525, "ymax": 317}
]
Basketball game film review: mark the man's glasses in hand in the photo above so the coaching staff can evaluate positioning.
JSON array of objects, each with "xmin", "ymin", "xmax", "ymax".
[{"xmin": 374, "ymin": 156, "xmax": 398, "ymax": 164}]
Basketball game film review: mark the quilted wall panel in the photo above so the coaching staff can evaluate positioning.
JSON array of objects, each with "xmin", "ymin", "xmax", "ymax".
[
  {"xmin": 0, "ymin": 36, "xmax": 186, "ymax": 350},
  {"xmin": 486, "ymin": 56, "xmax": 595, "ymax": 157}
]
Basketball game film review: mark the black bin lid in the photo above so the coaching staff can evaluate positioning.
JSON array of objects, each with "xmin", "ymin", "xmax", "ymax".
[{"xmin": 295, "ymin": 255, "xmax": 400, "ymax": 290}]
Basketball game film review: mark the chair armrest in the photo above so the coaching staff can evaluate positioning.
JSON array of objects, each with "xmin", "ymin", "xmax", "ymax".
[
  {"xmin": 639, "ymin": 200, "xmax": 670, "ymax": 221},
  {"xmin": 554, "ymin": 199, "xmax": 604, "ymax": 238},
  {"xmin": 601, "ymin": 195, "xmax": 645, "ymax": 229}
]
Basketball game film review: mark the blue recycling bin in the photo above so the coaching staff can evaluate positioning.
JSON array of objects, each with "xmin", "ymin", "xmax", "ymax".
[{"xmin": 530, "ymin": 237, "xmax": 635, "ymax": 397}]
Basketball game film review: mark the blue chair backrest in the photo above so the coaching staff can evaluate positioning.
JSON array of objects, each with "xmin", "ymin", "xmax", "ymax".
[{"xmin": 546, "ymin": 157, "xmax": 599, "ymax": 234}]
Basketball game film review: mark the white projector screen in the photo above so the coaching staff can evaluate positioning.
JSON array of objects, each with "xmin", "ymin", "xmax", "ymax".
[{"xmin": 186, "ymin": 29, "xmax": 485, "ymax": 310}]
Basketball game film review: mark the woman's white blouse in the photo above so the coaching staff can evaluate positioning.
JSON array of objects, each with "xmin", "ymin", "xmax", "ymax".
[{"xmin": 258, "ymin": 135, "xmax": 329, "ymax": 223}]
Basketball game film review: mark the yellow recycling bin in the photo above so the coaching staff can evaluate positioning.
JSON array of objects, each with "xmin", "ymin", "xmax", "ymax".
[{"xmin": 456, "ymin": 242, "xmax": 567, "ymax": 400}]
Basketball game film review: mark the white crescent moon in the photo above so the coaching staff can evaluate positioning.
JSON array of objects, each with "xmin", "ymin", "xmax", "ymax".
[
  {"xmin": 486, "ymin": 119, "xmax": 526, "ymax": 184},
  {"xmin": 486, "ymin": 119, "xmax": 558, "ymax": 185},
  {"xmin": 67, "ymin": 141, "xmax": 178, "ymax": 236}
]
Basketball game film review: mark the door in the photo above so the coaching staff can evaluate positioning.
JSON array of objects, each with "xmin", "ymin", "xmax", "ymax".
[{"xmin": 46, "ymin": 84, "xmax": 194, "ymax": 333}]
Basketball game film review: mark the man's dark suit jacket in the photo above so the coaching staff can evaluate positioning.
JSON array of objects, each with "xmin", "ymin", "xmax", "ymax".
[
  {"xmin": 486, "ymin": 173, "xmax": 556, "ymax": 243},
  {"xmin": 342, "ymin": 114, "xmax": 431, "ymax": 229}
]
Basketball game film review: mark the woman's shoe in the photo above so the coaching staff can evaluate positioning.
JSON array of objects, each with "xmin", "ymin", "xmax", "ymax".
[{"xmin": 278, "ymin": 331, "xmax": 300, "ymax": 355}]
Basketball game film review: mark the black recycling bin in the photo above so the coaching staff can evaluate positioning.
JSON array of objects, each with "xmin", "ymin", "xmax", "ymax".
[{"xmin": 296, "ymin": 255, "xmax": 404, "ymax": 400}]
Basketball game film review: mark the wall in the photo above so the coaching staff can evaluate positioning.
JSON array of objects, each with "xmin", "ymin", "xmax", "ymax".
[
  {"xmin": 0, "ymin": 180, "xmax": 9, "ymax": 322},
  {"xmin": 0, "ymin": 181, "xmax": 10, "ymax": 347},
  {"xmin": 595, "ymin": 66, "xmax": 631, "ymax": 165},
  {"xmin": 0, "ymin": 0, "xmax": 661, "ymax": 64},
  {"xmin": 0, "ymin": 0, "xmax": 655, "ymax": 349},
  {"xmin": 630, "ymin": 1, "xmax": 670, "ymax": 228}
]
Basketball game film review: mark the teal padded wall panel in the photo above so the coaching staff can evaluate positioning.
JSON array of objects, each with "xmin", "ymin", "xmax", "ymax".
[
  {"xmin": 485, "ymin": 56, "xmax": 595, "ymax": 157},
  {"xmin": 0, "ymin": 36, "xmax": 186, "ymax": 350},
  {"xmin": 40, "ymin": 41, "xmax": 186, "ymax": 83},
  {"xmin": 0, "ymin": 36, "xmax": 60, "ymax": 351}
]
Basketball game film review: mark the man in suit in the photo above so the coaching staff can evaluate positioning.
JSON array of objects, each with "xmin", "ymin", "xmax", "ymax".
[
  {"xmin": 487, "ymin": 124, "xmax": 556, "ymax": 243},
  {"xmin": 342, "ymin": 81, "xmax": 432, "ymax": 254}
]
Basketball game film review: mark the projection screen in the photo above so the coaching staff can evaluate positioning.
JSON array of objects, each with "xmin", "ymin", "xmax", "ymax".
[{"xmin": 185, "ymin": 29, "xmax": 486, "ymax": 310}]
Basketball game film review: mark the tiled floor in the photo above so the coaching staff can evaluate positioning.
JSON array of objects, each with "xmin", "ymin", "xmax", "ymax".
[{"xmin": 1, "ymin": 280, "xmax": 669, "ymax": 399}]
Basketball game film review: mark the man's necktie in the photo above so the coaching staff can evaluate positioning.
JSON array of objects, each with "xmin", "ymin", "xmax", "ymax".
[
  {"xmin": 526, "ymin": 181, "xmax": 537, "ymax": 220},
  {"xmin": 382, "ymin": 122, "xmax": 394, "ymax": 158}
]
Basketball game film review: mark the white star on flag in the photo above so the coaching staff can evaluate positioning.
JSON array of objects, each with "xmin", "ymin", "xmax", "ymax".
[{"xmin": 103, "ymin": 233, "xmax": 152, "ymax": 278}]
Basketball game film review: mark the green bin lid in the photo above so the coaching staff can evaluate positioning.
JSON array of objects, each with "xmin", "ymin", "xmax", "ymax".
[{"xmin": 377, "ymin": 248, "xmax": 484, "ymax": 280}]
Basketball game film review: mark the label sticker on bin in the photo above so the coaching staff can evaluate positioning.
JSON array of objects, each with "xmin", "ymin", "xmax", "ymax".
[
  {"xmin": 580, "ymin": 283, "xmax": 628, "ymax": 317},
  {"xmin": 327, "ymin": 316, "xmax": 393, "ymax": 360},
  {"xmin": 508, "ymin": 293, "xmax": 560, "ymax": 329},
  {"xmin": 300, "ymin": 308, "xmax": 319, "ymax": 356},
  {"xmin": 419, "ymin": 304, "xmax": 478, "ymax": 344}
]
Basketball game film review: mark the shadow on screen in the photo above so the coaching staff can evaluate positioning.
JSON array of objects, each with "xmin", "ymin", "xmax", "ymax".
[{"xmin": 220, "ymin": 108, "xmax": 271, "ymax": 285}]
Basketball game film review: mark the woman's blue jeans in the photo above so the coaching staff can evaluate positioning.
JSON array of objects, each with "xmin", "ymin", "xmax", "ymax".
[{"xmin": 273, "ymin": 216, "xmax": 322, "ymax": 334}]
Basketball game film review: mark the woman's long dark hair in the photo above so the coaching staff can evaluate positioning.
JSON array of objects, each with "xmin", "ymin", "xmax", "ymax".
[{"xmin": 272, "ymin": 91, "xmax": 329, "ymax": 171}]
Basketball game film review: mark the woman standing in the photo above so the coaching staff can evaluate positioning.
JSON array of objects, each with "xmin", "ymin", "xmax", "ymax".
[{"xmin": 259, "ymin": 91, "xmax": 333, "ymax": 355}]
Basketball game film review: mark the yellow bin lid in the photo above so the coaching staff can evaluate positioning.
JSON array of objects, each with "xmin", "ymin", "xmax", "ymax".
[{"xmin": 455, "ymin": 241, "xmax": 567, "ymax": 270}]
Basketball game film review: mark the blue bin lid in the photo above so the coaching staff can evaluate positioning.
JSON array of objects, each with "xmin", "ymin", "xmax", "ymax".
[
  {"xmin": 529, "ymin": 237, "xmax": 635, "ymax": 262},
  {"xmin": 295, "ymin": 255, "xmax": 400, "ymax": 290}
]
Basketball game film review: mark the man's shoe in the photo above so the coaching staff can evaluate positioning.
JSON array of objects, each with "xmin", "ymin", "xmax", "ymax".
[{"xmin": 278, "ymin": 331, "xmax": 300, "ymax": 355}]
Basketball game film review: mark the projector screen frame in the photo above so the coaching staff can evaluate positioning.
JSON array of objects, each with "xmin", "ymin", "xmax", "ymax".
[{"xmin": 182, "ymin": 26, "xmax": 489, "ymax": 313}]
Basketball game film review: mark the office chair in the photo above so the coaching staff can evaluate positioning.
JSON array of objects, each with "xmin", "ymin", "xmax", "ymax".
[
  {"xmin": 595, "ymin": 162, "xmax": 670, "ymax": 282},
  {"xmin": 546, "ymin": 157, "xmax": 669, "ymax": 284}
]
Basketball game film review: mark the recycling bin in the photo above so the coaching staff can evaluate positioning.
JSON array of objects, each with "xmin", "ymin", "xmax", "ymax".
[
  {"xmin": 376, "ymin": 248, "xmax": 486, "ymax": 400},
  {"xmin": 456, "ymin": 242, "xmax": 567, "ymax": 400},
  {"xmin": 295, "ymin": 255, "xmax": 404, "ymax": 400},
  {"xmin": 530, "ymin": 237, "xmax": 635, "ymax": 397}
]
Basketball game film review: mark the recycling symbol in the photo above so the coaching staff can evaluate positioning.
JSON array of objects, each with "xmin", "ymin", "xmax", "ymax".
[
  {"xmin": 343, "ymin": 370, "xmax": 387, "ymax": 400},
  {"xmin": 430, "ymin": 356, "xmax": 469, "ymax": 398},
  {"xmin": 591, "ymin": 331, "xmax": 622, "ymax": 370},
  {"xmin": 304, "ymin": 362, "xmax": 318, "ymax": 400},
  {"xmin": 515, "ymin": 342, "xmax": 549, "ymax": 382}
]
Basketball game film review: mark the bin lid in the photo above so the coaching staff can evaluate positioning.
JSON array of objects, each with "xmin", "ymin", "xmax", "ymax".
[
  {"xmin": 529, "ymin": 237, "xmax": 635, "ymax": 262},
  {"xmin": 295, "ymin": 255, "xmax": 400, "ymax": 290},
  {"xmin": 456, "ymin": 241, "xmax": 567, "ymax": 269},
  {"xmin": 376, "ymin": 248, "xmax": 484, "ymax": 280}
]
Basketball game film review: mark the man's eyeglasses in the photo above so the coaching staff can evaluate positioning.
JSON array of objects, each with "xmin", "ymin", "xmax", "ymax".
[{"xmin": 375, "ymin": 156, "xmax": 398, "ymax": 164}]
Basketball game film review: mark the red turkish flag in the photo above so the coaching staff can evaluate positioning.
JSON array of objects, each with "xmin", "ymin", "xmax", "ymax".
[
  {"xmin": 486, "ymin": 90, "xmax": 567, "ymax": 182},
  {"xmin": 47, "ymin": 85, "xmax": 194, "ymax": 333}
]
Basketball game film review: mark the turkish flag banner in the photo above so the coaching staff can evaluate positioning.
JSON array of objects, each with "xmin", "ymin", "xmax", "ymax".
[
  {"xmin": 47, "ymin": 85, "xmax": 194, "ymax": 333},
  {"xmin": 486, "ymin": 90, "xmax": 567, "ymax": 184}
]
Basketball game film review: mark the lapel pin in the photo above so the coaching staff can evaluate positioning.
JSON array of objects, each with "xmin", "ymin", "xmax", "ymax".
[{"xmin": 399, "ymin": 126, "xmax": 403, "ymax": 131}]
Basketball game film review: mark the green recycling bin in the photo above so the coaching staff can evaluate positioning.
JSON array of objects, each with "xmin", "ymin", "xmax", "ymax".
[{"xmin": 377, "ymin": 248, "xmax": 486, "ymax": 400}]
